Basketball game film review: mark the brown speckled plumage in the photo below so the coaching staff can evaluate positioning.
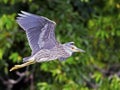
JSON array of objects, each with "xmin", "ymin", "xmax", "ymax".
[{"xmin": 34, "ymin": 44, "xmax": 70, "ymax": 62}]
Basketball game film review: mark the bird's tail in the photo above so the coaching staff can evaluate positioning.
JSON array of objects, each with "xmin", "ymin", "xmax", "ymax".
[{"xmin": 10, "ymin": 59, "xmax": 36, "ymax": 72}]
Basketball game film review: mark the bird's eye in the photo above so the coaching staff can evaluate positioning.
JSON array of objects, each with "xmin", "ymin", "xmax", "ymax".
[{"xmin": 71, "ymin": 47, "xmax": 74, "ymax": 49}]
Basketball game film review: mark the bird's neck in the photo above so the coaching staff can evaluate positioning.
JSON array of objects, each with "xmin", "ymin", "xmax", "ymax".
[{"xmin": 62, "ymin": 45, "xmax": 73, "ymax": 56}]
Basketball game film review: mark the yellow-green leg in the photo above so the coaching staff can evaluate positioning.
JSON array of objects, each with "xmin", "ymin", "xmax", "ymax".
[{"xmin": 10, "ymin": 60, "xmax": 36, "ymax": 71}]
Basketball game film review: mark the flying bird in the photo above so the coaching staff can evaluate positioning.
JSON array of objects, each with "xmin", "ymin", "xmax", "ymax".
[{"xmin": 10, "ymin": 11, "xmax": 85, "ymax": 71}]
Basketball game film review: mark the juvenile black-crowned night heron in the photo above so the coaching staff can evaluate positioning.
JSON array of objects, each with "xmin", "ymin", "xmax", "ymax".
[{"xmin": 10, "ymin": 11, "xmax": 85, "ymax": 71}]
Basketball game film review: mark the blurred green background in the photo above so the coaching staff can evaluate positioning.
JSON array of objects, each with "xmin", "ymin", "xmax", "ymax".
[{"xmin": 0, "ymin": 0, "xmax": 120, "ymax": 90}]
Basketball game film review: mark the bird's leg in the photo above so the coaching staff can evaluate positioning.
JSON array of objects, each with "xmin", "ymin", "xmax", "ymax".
[{"xmin": 10, "ymin": 60, "xmax": 36, "ymax": 71}]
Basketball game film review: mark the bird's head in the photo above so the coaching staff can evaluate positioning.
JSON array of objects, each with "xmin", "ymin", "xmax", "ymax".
[{"xmin": 63, "ymin": 42, "xmax": 85, "ymax": 55}]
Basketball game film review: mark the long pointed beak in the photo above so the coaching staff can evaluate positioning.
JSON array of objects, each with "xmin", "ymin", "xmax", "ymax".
[{"xmin": 76, "ymin": 48, "xmax": 85, "ymax": 53}]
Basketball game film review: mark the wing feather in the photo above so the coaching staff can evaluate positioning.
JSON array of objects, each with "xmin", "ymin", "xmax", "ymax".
[{"xmin": 16, "ymin": 11, "xmax": 58, "ymax": 54}]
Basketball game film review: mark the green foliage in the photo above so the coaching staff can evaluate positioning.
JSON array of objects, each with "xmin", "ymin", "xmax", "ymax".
[{"xmin": 0, "ymin": 0, "xmax": 120, "ymax": 90}]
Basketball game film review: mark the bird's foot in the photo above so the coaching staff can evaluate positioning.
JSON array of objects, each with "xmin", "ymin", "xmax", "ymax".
[
  {"xmin": 10, "ymin": 60, "xmax": 36, "ymax": 71},
  {"xmin": 10, "ymin": 64, "xmax": 23, "ymax": 72}
]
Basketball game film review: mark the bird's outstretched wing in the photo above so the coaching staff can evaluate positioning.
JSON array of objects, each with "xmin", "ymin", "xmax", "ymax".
[{"xmin": 17, "ymin": 11, "xmax": 58, "ymax": 55}]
